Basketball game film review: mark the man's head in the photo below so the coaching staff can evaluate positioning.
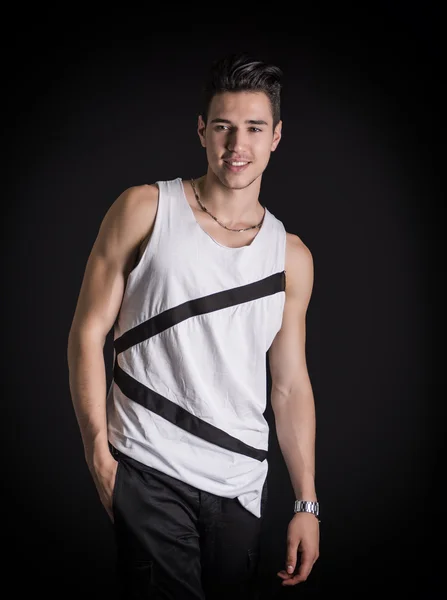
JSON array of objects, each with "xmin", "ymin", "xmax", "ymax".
[{"xmin": 198, "ymin": 52, "xmax": 283, "ymax": 189}]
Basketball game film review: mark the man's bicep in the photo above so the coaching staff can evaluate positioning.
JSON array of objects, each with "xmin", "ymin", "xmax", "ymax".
[
  {"xmin": 69, "ymin": 249, "xmax": 127, "ymax": 342},
  {"xmin": 268, "ymin": 295, "xmax": 308, "ymax": 399},
  {"xmin": 68, "ymin": 185, "xmax": 158, "ymax": 341},
  {"xmin": 268, "ymin": 236, "xmax": 314, "ymax": 405}
]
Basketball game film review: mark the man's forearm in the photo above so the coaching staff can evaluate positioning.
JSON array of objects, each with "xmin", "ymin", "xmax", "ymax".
[
  {"xmin": 67, "ymin": 332, "xmax": 110, "ymax": 469},
  {"xmin": 273, "ymin": 390, "xmax": 317, "ymax": 501}
]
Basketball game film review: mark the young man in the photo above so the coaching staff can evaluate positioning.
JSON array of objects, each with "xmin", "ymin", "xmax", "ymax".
[{"xmin": 67, "ymin": 52, "xmax": 319, "ymax": 599}]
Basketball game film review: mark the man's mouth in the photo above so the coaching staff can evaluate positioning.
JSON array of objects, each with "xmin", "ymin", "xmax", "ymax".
[{"xmin": 223, "ymin": 160, "xmax": 251, "ymax": 173}]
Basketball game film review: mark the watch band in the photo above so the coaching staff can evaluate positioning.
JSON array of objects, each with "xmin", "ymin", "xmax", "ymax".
[{"xmin": 294, "ymin": 500, "xmax": 320, "ymax": 521}]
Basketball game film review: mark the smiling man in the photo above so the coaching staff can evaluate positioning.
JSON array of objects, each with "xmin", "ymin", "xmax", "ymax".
[{"xmin": 67, "ymin": 52, "xmax": 319, "ymax": 599}]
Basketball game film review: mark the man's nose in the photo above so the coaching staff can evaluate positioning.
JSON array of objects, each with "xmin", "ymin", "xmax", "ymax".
[{"xmin": 226, "ymin": 129, "xmax": 248, "ymax": 153}]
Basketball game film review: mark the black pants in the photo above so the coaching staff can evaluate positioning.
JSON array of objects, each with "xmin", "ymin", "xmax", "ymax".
[{"xmin": 110, "ymin": 445, "xmax": 268, "ymax": 600}]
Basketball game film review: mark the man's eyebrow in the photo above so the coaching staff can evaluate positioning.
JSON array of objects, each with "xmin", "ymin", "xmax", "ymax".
[{"xmin": 210, "ymin": 118, "xmax": 269, "ymax": 126}]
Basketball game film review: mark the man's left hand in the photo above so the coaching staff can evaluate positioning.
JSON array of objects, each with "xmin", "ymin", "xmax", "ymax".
[{"xmin": 276, "ymin": 512, "xmax": 320, "ymax": 586}]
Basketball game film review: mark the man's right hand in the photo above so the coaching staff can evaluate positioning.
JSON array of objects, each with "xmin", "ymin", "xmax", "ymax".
[{"xmin": 88, "ymin": 453, "xmax": 120, "ymax": 523}]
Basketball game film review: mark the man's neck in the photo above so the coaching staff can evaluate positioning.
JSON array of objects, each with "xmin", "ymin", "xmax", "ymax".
[{"xmin": 196, "ymin": 170, "xmax": 264, "ymax": 228}]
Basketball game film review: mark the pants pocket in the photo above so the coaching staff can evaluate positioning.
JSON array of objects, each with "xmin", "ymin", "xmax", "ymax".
[
  {"xmin": 261, "ymin": 479, "xmax": 268, "ymax": 516},
  {"xmin": 112, "ymin": 460, "xmax": 123, "ymax": 517}
]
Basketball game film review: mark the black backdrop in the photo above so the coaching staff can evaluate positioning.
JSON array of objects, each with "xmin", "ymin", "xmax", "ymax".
[{"xmin": 2, "ymin": 10, "xmax": 443, "ymax": 599}]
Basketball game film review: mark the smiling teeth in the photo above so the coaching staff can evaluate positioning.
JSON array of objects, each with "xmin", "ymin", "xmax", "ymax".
[{"xmin": 230, "ymin": 162, "xmax": 247, "ymax": 166}]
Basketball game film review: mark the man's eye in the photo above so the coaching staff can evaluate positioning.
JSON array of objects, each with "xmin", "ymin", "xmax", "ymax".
[{"xmin": 215, "ymin": 126, "xmax": 262, "ymax": 132}]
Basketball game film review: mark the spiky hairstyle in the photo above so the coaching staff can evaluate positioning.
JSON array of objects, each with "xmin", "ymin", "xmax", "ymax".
[{"xmin": 200, "ymin": 52, "xmax": 283, "ymax": 130}]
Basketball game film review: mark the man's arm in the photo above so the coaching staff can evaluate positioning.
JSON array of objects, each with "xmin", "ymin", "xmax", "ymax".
[
  {"xmin": 66, "ymin": 184, "xmax": 158, "ymax": 516},
  {"xmin": 268, "ymin": 233, "xmax": 317, "ymax": 501}
]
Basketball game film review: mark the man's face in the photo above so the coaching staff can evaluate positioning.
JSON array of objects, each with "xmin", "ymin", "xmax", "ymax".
[{"xmin": 198, "ymin": 91, "xmax": 282, "ymax": 189}]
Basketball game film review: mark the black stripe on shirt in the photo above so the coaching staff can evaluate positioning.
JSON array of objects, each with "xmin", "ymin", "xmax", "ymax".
[
  {"xmin": 113, "ymin": 360, "xmax": 268, "ymax": 462},
  {"xmin": 114, "ymin": 270, "xmax": 285, "ymax": 355}
]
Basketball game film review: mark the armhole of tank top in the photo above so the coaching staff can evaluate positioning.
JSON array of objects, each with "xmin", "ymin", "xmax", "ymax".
[
  {"xmin": 125, "ymin": 181, "xmax": 163, "ymax": 283},
  {"xmin": 280, "ymin": 220, "xmax": 287, "ymax": 286}
]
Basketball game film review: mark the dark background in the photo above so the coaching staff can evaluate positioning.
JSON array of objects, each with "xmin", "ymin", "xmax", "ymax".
[{"xmin": 2, "ymin": 9, "xmax": 443, "ymax": 599}]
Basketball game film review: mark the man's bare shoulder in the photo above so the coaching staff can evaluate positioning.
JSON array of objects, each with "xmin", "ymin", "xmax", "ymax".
[
  {"xmin": 105, "ymin": 183, "xmax": 159, "ymax": 239},
  {"xmin": 92, "ymin": 183, "xmax": 160, "ymax": 267},
  {"xmin": 284, "ymin": 231, "xmax": 314, "ymax": 295},
  {"xmin": 116, "ymin": 183, "xmax": 159, "ymax": 213},
  {"xmin": 285, "ymin": 231, "xmax": 313, "ymax": 268}
]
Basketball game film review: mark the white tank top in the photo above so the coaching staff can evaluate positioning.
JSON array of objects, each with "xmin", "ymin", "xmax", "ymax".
[{"xmin": 107, "ymin": 177, "xmax": 287, "ymax": 518}]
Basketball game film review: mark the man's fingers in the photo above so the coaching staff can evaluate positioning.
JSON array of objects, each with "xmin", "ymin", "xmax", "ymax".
[
  {"xmin": 285, "ymin": 542, "xmax": 299, "ymax": 573},
  {"xmin": 297, "ymin": 554, "xmax": 313, "ymax": 580},
  {"xmin": 281, "ymin": 553, "xmax": 317, "ymax": 586}
]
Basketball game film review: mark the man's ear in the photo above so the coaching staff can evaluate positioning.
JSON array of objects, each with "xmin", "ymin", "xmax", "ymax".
[
  {"xmin": 198, "ymin": 115, "xmax": 207, "ymax": 148},
  {"xmin": 271, "ymin": 119, "xmax": 282, "ymax": 151}
]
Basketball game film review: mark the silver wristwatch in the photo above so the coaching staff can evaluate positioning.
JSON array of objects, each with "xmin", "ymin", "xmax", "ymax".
[{"xmin": 294, "ymin": 500, "xmax": 320, "ymax": 521}]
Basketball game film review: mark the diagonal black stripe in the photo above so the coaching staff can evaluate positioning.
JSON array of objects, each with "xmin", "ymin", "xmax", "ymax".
[
  {"xmin": 113, "ymin": 360, "xmax": 268, "ymax": 462},
  {"xmin": 114, "ymin": 270, "xmax": 285, "ymax": 354}
]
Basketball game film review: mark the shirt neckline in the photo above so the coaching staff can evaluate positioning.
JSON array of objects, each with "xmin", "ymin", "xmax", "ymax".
[{"xmin": 178, "ymin": 178, "xmax": 269, "ymax": 252}]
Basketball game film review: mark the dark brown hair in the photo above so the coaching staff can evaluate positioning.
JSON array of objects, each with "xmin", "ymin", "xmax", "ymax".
[{"xmin": 200, "ymin": 52, "xmax": 283, "ymax": 130}]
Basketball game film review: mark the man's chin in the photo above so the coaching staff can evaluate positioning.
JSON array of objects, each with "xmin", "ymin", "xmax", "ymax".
[{"xmin": 216, "ymin": 167, "xmax": 261, "ymax": 190}]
